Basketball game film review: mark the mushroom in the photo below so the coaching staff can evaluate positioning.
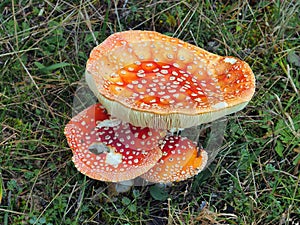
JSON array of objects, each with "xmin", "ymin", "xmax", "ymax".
[
  {"xmin": 85, "ymin": 30, "xmax": 255, "ymax": 129},
  {"xmin": 64, "ymin": 103, "xmax": 163, "ymax": 182},
  {"xmin": 140, "ymin": 135, "xmax": 208, "ymax": 183}
]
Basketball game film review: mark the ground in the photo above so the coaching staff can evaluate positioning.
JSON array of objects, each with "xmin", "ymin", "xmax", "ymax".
[{"xmin": 0, "ymin": 1, "xmax": 299, "ymax": 224}]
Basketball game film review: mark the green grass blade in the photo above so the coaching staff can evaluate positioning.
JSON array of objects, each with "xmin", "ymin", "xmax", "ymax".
[
  {"xmin": 35, "ymin": 62, "xmax": 72, "ymax": 72},
  {"xmin": 0, "ymin": 175, "xmax": 2, "ymax": 204}
]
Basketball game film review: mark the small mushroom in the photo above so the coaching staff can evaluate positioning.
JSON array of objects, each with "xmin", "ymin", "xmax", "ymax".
[
  {"xmin": 140, "ymin": 135, "xmax": 208, "ymax": 183},
  {"xmin": 64, "ymin": 103, "xmax": 163, "ymax": 182},
  {"xmin": 86, "ymin": 30, "xmax": 255, "ymax": 129}
]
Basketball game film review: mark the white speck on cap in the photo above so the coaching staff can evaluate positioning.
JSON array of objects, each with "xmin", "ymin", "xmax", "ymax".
[
  {"xmin": 224, "ymin": 57, "xmax": 237, "ymax": 64},
  {"xmin": 211, "ymin": 102, "xmax": 228, "ymax": 110},
  {"xmin": 105, "ymin": 150, "xmax": 123, "ymax": 166},
  {"xmin": 96, "ymin": 118, "xmax": 122, "ymax": 128}
]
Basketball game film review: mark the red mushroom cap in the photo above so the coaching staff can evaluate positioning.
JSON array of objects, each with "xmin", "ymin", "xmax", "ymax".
[
  {"xmin": 140, "ymin": 135, "xmax": 208, "ymax": 183},
  {"xmin": 64, "ymin": 103, "xmax": 162, "ymax": 182},
  {"xmin": 86, "ymin": 30, "xmax": 255, "ymax": 129}
]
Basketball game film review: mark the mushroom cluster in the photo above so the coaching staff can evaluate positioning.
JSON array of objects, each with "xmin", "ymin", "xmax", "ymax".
[{"xmin": 65, "ymin": 30, "xmax": 255, "ymax": 183}]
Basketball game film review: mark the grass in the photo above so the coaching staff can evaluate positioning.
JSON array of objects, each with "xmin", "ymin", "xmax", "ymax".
[{"xmin": 0, "ymin": 0, "xmax": 299, "ymax": 224}]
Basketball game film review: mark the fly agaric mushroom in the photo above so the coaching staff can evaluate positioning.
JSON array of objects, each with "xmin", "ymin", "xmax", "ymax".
[
  {"xmin": 140, "ymin": 135, "xmax": 208, "ymax": 183},
  {"xmin": 85, "ymin": 30, "xmax": 255, "ymax": 129},
  {"xmin": 64, "ymin": 103, "xmax": 163, "ymax": 182}
]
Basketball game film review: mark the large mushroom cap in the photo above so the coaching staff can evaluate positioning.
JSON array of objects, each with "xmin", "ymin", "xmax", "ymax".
[
  {"xmin": 86, "ymin": 30, "xmax": 255, "ymax": 129},
  {"xmin": 64, "ymin": 103, "xmax": 163, "ymax": 182},
  {"xmin": 140, "ymin": 135, "xmax": 208, "ymax": 183}
]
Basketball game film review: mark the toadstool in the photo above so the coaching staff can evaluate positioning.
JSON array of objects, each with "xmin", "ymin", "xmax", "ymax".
[
  {"xmin": 64, "ymin": 103, "xmax": 163, "ymax": 182},
  {"xmin": 140, "ymin": 135, "xmax": 208, "ymax": 183},
  {"xmin": 85, "ymin": 30, "xmax": 255, "ymax": 129}
]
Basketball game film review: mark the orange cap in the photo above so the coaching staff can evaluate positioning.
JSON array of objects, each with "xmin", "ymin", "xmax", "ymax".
[
  {"xmin": 86, "ymin": 30, "xmax": 255, "ymax": 129},
  {"xmin": 64, "ymin": 103, "xmax": 163, "ymax": 182},
  {"xmin": 141, "ymin": 135, "xmax": 208, "ymax": 183}
]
